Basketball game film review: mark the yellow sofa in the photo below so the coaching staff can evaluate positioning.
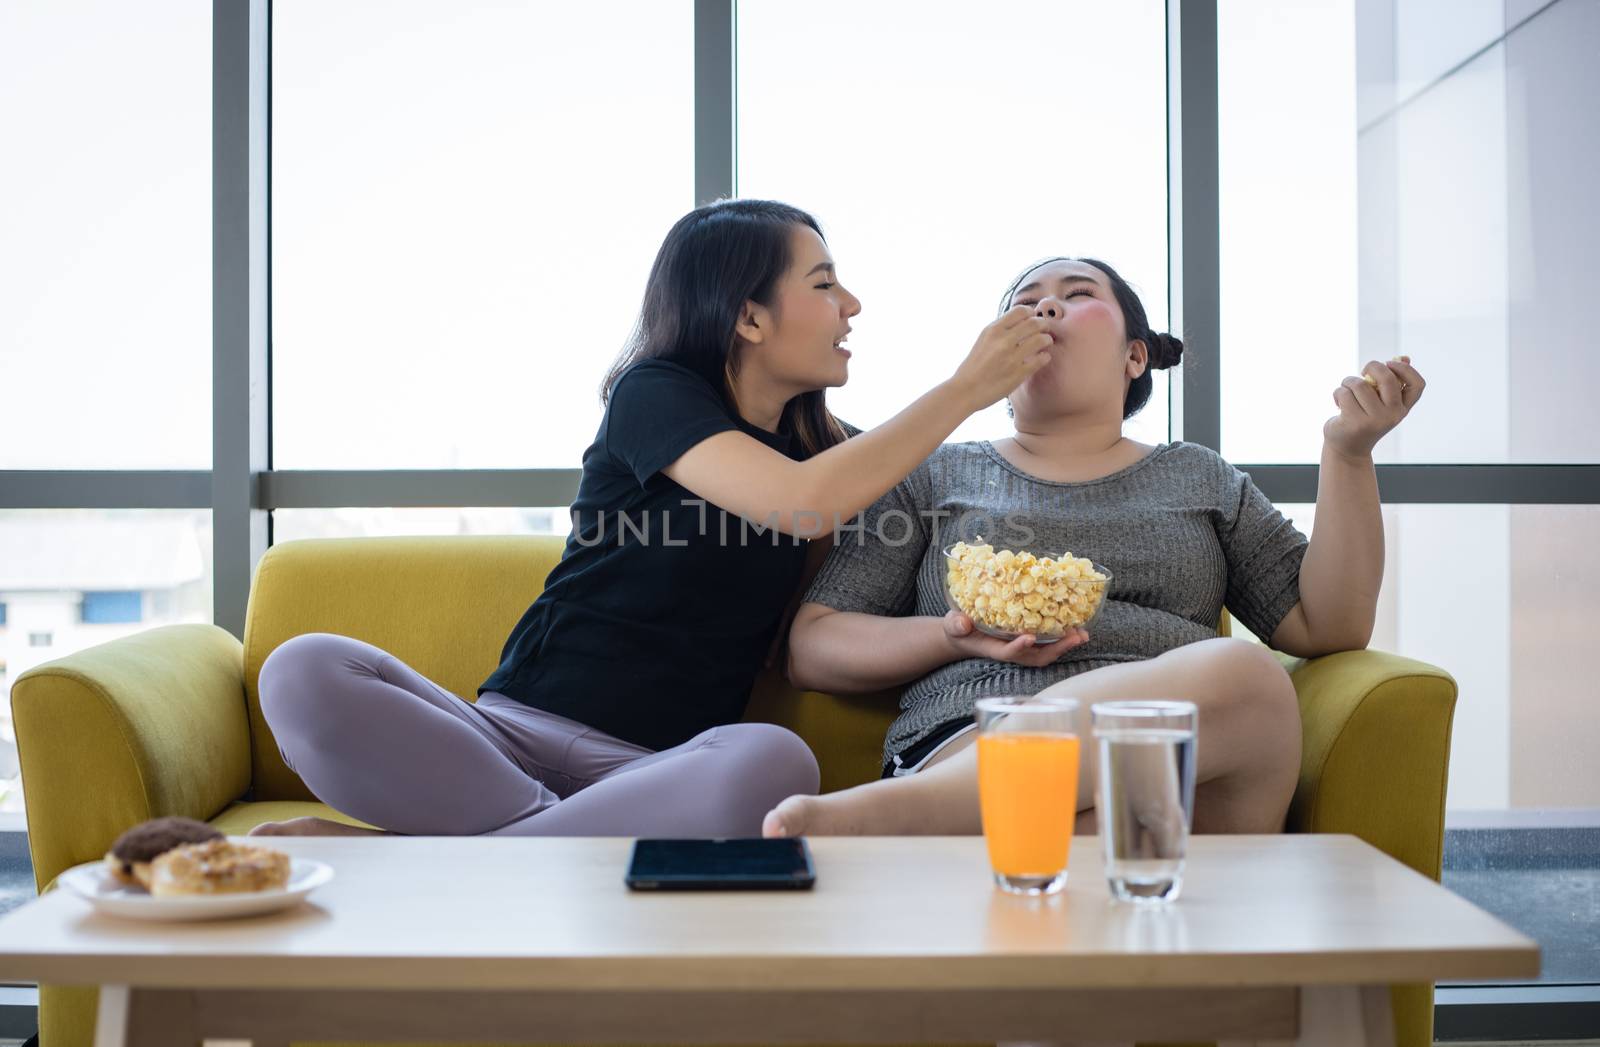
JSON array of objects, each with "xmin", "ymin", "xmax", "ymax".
[{"xmin": 12, "ymin": 535, "xmax": 1459, "ymax": 1047}]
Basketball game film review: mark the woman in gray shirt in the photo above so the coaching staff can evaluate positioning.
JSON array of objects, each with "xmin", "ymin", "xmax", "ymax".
[{"xmin": 765, "ymin": 256, "xmax": 1426, "ymax": 838}]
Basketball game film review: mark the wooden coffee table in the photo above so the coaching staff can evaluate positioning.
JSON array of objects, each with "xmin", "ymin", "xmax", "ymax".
[{"xmin": 0, "ymin": 834, "xmax": 1537, "ymax": 1047}]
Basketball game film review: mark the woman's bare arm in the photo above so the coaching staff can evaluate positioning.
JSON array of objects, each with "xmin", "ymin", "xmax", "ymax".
[
  {"xmin": 1270, "ymin": 356, "xmax": 1426, "ymax": 656},
  {"xmin": 764, "ymin": 535, "xmax": 835, "ymax": 671},
  {"xmin": 1269, "ymin": 444, "xmax": 1384, "ymax": 656},
  {"xmin": 663, "ymin": 308, "xmax": 1050, "ymax": 537},
  {"xmin": 787, "ymin": 602, "xmax": 1088, "ymax": 694}
]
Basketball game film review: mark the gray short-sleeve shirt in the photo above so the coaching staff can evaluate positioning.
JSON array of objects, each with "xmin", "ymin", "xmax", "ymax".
[{"xmin": 803, "ymin": 440, "xmax": 1309, "ymax": 764}]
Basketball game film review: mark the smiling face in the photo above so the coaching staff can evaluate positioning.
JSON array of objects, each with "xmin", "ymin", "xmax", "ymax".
[
  {"xmin": 736, "ymin": 224, "xmax": 862, "ymax": 393},
  {"xmin": 1003, "ymin": 259, "xmax": 1149, "ymax": 424}
]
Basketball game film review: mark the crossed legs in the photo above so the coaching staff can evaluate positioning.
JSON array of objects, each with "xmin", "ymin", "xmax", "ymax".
[{"xmin": 763, "ymin": 638, "xmax": 1302, "ymax": 838}]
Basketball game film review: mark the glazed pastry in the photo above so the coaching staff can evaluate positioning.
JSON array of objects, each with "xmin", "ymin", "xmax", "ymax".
[
  {"xmin": 104, "ymin": 816, "xmax": 224, "ymax": 889},
  {"xmin": 148, "ymin": 838, "xmax": 292, "ymax": 896}
]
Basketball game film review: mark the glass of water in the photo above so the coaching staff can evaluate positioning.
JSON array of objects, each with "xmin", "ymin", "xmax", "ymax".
[{"xmin": 1091, "ymin": 700, "xmax": 1198, "ymax": 904}]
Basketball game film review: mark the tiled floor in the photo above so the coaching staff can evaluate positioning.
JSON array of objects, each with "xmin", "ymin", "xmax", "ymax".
[
  {"xmin": 0, "ymin": 833, "xmax": 32, "ymax": 920},
  {"xmin": 1440, "ymin": 827, "xmax": 1600, "ymax": 987},
  {"xmin": 0, "ymin": 836, "xmax": 37, "ymax": 1044},
  {"xmin": 1445, "ymin": 866, "xmax": 1600, "ymax": 984}
]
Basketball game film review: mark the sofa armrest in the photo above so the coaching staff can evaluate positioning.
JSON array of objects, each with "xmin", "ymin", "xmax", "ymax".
[
  {"xmin": 10, "ymin": 624, "xmax": 252, "ymax": 892},
  {"xmin": 1286, "ymin": 648, "xmax": 1459, "ymax": 880}
]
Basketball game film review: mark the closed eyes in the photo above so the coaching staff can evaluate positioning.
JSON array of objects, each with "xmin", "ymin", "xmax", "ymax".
[{"xmin": 1015, "ymin": 290, "xmax": 1094, "ymax": 308}]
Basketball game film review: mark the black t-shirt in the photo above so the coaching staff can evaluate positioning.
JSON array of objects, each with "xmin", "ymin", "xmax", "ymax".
[{"xmin": 480, "ymin": 359, "xmax": 811, "ymax": 752}]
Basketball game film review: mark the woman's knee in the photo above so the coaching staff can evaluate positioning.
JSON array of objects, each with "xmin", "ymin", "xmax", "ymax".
[
  {"xmin": 1198, "ymin": 637, "xmax": 1295, "ymax": 697},
  {"xmin": 1190, "ymin": 639, "xmax": 1301, "ymax": 743},
  {"xmin": 258, "ymin": 632, "xmax": 375, "ymax": 732},
  {"xmin": 721, "ymin": 723, "xmax": 821, "ymax": 799}
]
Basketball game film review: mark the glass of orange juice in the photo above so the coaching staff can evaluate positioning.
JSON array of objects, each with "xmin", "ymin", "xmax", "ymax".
[{"xmin": 975, "ymin": 696, "xmax": 1082, "ymax": 895}]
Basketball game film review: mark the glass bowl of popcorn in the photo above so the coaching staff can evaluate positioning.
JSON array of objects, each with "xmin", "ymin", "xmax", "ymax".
[{"xmin": 943, "ymin": 540, "xmax": 1112, "ymax": 644}]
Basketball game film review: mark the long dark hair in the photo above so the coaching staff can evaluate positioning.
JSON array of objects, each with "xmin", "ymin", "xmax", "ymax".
[
  {"xmin": 998, "ymin": 257, "xmax": 1184, "ymax": 420},
  {"xmin": 601, "ymin": 199, "xmax": 848, "ymax": 459}
]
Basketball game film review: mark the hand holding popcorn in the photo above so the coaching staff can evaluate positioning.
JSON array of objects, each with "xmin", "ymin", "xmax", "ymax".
[
  {"xmin": 1325, "ymin": 355, "xmax": 1426, "ymax": 460},
  {"xmin": 941, "ymin": 610, "xmax": 1088, "ymax": 665},
  {"xmin": 944, "ymin": 540, "xmax": 1111, "ymax": 644}
]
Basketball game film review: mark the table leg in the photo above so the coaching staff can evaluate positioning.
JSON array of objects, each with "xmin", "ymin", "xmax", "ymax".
[
  {"xmin": 1357, "ymin": 986, "xmax": 1397, "ymax": 1047},
  {"xmin": 92, "ymin": 986, "xmax": 130, "ymax": 1047},
  {"xmin": 1220, "ymin": 985, "xmax": 1394, "ymax": 1047},
  {"xmin": 93, "ymin": 986, "xmax": 201, "ymax": 1047}
]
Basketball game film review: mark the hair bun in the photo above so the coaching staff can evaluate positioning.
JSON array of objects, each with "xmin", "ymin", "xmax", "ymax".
[{"xmin": 1147, "ymin": 332, "xmax": 1184, "ymax": 369}]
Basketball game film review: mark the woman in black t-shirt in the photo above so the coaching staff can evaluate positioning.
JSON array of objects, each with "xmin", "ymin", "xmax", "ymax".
[{"xmin": 250, "ymin": 199, "xmax": 1054, "ymax": 839}]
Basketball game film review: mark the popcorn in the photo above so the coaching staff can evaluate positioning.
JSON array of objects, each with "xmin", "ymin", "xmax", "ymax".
[{"xmin": 945, "ymin": 539, "xmax": 1110, "ymax": 639}]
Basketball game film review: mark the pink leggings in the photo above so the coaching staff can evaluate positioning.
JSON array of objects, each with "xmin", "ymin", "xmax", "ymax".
[{"xmin": 257, "ymin": 633, "xmax": 819, "ymax": 837}]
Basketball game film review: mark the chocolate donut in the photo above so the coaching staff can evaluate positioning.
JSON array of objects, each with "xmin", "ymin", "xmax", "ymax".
[{"xmin": 104, "ymin": 816, "xmax": 225, "ymax": 888}]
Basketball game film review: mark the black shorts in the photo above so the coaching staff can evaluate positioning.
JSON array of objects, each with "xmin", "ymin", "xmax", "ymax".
[{"xmin": 880, "ymin": 715, "xmax": 977, "ymax": 779}]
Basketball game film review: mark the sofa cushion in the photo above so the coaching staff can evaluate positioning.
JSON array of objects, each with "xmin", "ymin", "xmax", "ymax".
[
  {"xmin": 209, "ymin": 800, "xmax": 378, "ymax": 836},
  {"xmin": 242, "ymin": 536, "xmax": 566, "ymax": 801}
]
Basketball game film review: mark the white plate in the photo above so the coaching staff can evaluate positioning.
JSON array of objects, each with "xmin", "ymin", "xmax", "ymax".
[{"xmin": 59, "ymin": 856, "xmax": 334, "ymax": 922}]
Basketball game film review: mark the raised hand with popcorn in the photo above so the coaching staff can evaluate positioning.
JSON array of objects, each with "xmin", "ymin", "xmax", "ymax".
[
  {"xmin": 1324, "ymin": 354, "xmax": 1427, "ymax": 460},
  {"xmin": 1280, "ymin": 353, "xmax": 1429, "ymax": 673}
]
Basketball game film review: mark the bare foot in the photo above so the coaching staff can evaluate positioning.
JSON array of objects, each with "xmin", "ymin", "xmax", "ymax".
[
  {"xmin": 762, "ymin": 793, "xmax": 874, "ymax": 837},
  {"xmin": 248, "ymin": 816, "xmax": 389, "ymax": 837},
  {"xmin": 762, "ymin": 795, "xmax": 809, "ymax": 838},
  {"xmin": 763, "ymin": 791, "xmax": 1098, "ymax": 839}
]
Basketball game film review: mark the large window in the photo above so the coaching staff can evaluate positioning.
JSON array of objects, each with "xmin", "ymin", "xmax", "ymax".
[
  {"xmin": 737, "ymin": 0, "xmax": 1171, "ymax": 448},
  {"xmin": 1216, "ymin": 0, "xmax": 1357, "ymax": 465},
  {"xmin": 1219, "ymin": 0, "xmax": 1600, "ymax": 466},
  {"xmin": 270, "ymin": 0, "xmax": 694, "ymax": 470},
  {"xmin": 0, "ymin": 0, "xmax": 214, "ymax": 836},
  {"xmin": 0, "ymin": 509, "xmax": 213, "ymax": 818},
  {"xmin": 0, "ymin": 1, "xmax": 211, "ymax": 468},
  {"xmin": 1219, "ymin": 0, "xmax": 1600, "ymax": 813},
  {"xmin": 1267, "ymin": 502, "xmax": 1599, "ymax": 814},
  {"xmin": 1218, "ymin": 0, "xmax": 1600, "ymax": 1005}
]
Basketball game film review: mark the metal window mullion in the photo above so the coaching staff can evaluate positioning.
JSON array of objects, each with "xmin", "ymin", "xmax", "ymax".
[
  {"xmin": 5, "ymin": 465, "xmax": 1593, "ymax": 510},
  {"xmin": 1167, "ymin": 0, "xmax": 1221, "ymax": 452},
  {"xmin": 695, "ymin": 0, "xmax": 735, "ymax": 204},
  {"xmin": 0, "ymin": 472, "xmax": 211, "ymax": 509},
  {"xmin": 212, "ymin": 0, "xmax": 271, "ymax": 639},
  {"xmin": 261, "ymin": 470, "xmax": 582, "ymax": 510},
  {"xmin": 250, "ymin": 466, "xmax": 1600, "ymax": 508},
  {"xmin": 1243, "ymin": 463, "xmax": 1600, "ymax": 505}
]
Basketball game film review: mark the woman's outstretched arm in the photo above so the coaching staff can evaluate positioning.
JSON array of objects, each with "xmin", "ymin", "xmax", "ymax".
[
  {"xmin": 1271, "ymin": 356, "xmax": 1426, "ymax": 656},
  {"xmin": 664, "ymin": 308, "xmax": 1050, "ymax": 537}
]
